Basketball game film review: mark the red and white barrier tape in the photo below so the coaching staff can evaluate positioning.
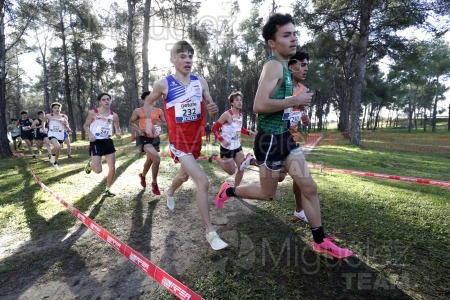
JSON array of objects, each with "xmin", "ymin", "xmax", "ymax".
[{"xmin": 28, "ymin": 166, "xmax": 203, "ymax": 300}]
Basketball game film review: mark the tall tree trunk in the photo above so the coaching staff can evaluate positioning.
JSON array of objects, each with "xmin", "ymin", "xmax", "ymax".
[
  {"xmin": 431, "ymin": 78, "xmax": 439, "ymax": 133},
  {"xmin": 127, "ymin": 0, "xmax": 139, "ymax": 111},
  {"xmin": 59, "ymin": 3, "xmax": 76, "ymax": 141},
  {"xmin": 0, "ymin": 4, "xmax": 13, "ymax": 156},
  {"xmin": 142, "ymin": 0, "xmax": 151, "ymax": 92},
  {"xmin": 350, "ymin": 2, "xmax": 371, "ymax": 146}
]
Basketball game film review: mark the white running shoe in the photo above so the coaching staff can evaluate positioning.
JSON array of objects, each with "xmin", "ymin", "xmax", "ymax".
[
  {"xmin": 165, "ymin": 188, "xmax": 175, "ymax": 210},
  {"xmin": 49, "ymin": 155, "xmax": 56, "ymax": 164},
  {"xmin": 294, "ymin": 210, "xmax": 309, "ymax": 223},
  {"xmin": 205, "ymin": 231, "xmax": 228, "ymax": 250},
  {"xmin": 53, "ymin": 163, "xmax": 59, "ymax": 171},
  {"xmin": 239, "ymin": 153, "xmax": 254, "ymax": 171}
]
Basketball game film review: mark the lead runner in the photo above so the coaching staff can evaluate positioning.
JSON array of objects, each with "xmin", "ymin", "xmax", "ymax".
[{"xmin": 143, "ymin": 40, "xmax": 228, "ymax": 250}]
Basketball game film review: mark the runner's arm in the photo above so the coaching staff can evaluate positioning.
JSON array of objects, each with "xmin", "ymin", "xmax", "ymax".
[{"xmin": 113, "ymin": 113, "xmax": 122, "ymax": 139}]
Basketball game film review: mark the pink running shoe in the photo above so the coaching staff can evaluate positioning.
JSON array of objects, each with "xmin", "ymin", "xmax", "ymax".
[
  {"xmin": 312, "ymin": 238, "xmax": 353, "ymax": 259},
  {"xmin": 139, "ymin": 173, "xmax": 146, "ymax": 188},
  {"xmin": 151, "ymin": 182, "xmax": 161, "ymax": 195},
  {"xmin": 214, "ymin": 182, "xmax": 231, "ymax": 208}
]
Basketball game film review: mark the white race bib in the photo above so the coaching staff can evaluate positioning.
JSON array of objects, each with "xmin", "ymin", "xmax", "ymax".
[
  {"xmin": 95, "ymin": 126, "xmax": 112, "ymax": 138},
  {"xmin": 175, "ymin": 101, "xmax": 201, "ymax": 123}
]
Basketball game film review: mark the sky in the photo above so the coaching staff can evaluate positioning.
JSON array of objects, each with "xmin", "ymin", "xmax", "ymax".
[{"xmin": 19, "ymin": 0, "xmax": 450, "ymax": 114}]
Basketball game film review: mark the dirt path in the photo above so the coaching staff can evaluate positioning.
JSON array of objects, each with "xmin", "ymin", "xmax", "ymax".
[{"xmin": 0, "ymin": 153, "xmax": 263, "ymax": 299}]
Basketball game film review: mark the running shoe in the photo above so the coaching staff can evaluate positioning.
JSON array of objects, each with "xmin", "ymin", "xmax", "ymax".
[
  {"xmin": 151, "ymin": 182, "xmax": 161, "ymax": 195},
  {"xmin": 208, "ymin": 153, "xmax": 218, "ymax": 163},
  {"xmin": 104, "ymin": 190, "xmax": 116, "ymax": 197},
  {"xmin": 239, "ymin": 153, "xmax": 254, "ymax": 171},
  {"xmin": 205, "ymin": 231, "xmax": 228, "ymax": 250},
  {"xmin": 67, "ymin": 154, "xmax": 73, "ymax": 158},
  {"xmin": 294, "ymin": 210, "xmax": 309, "ymax": 223},
  {"xmin": 312, "ymin": 238, "xmax": 353, "ymax": 259},
  {"xmin": 165, "ymin": 188, "xmax": 175, "ymax": 210},
  {"xmin": 139, "ymin": 173, "xmax": 146, "ymax": 188},
  {"xmin": 214, "ymin": 182, "xmax": 231, "ymax": 209},
  {"xmin": 85, "ymin": 159, "xmax": 92, "ymax": 174},
  {"xmin": 49, "ymin": 155, "xmax": 55, "ymax": 164},
  {"xmin": 48, "ymin": 154, "xmax": 51, "ymax": 159}
]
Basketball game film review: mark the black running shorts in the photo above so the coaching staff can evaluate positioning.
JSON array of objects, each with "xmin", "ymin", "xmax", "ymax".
[
  {"xmin": 253, "ymin": 130, "xmax": 299, "ymax": 171},
  {"xmin": 220, "ymin": 145, "xmax": 242, "ymax": 159},
  {"xmin": 89, "ymin": 138, "xmax": 116, "ymax": 156},
  {"xmin": 139, "ymin": 136, "xmax": 161, "ymax": 152}
]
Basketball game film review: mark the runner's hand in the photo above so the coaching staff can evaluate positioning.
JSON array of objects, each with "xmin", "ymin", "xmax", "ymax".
[
  {"xmin": 294, "ymin": 91, "xmax": 313, "ymax": 107},
  {"xmin": 205, "ymin": 101, "xmax": 218, "ymax": 116}
]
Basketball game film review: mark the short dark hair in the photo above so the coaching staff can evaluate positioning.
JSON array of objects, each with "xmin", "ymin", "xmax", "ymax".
[
  {"xmin": 37, "ymin": 110, "xmax": 44, "ymax": 115},
  {"xmin": 288, "ymin": 51, "xmax": 310, "ymax": 66},
  {"xmin": 20, "ymin": 111, "xmax": 28, "ymax": 115},
  {"xmin": 11, "ymin": 118, "xmax": 18, "ymax": 121},
  {"xmin": 262, "ymin": 13, "xmax": 295, "ymax": 43},
  {"xmin": 51, "ymin": 102, "xmax": 61, "ymax": 108},
  {"xmin": 140, "ymin": 91, "xmax": 151, "ymax": 100},
  {"xmin": 170, "ymin": 40, "xmax": 194, "ymax": 58},
  {"xmin": 97, "ymin": 93, "xmax": 111, "ymax": 101},
  {"xmin": 228, "ymin": 91, "xmax": 243, "ymax": 104}
]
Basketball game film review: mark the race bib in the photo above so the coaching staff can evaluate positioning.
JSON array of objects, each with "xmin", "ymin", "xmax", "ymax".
[
  {"xmin": 175, "ymin": 101, "xmax": 201, "ymax": 123},
  {"xmin": 22, "ymin": 126, "xmax": 31, "ymax": 131},
  {"xmin": 95, "ymin": 126, "xmax": 112, "ymax": 138},
  {"xmin": 40, "ymin": 128, "xmax": 48, "ymax": 134},
  {"xmin": 154, "ymin": 125, "xmax": 162, "ymax": 135},
  {"xmin": 51, "ymin": 125, "xmax": 63, "ymax": 132}
]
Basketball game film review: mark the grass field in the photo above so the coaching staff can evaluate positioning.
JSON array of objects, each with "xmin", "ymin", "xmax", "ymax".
[{"xmin": 1, "ymin": 130, "xmax": 449, "ymax": 299}]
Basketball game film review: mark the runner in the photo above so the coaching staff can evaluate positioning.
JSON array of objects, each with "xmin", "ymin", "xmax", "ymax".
[
  {"xmin": 63, "ymin": 131, "xmax": 73, "ymax": 158},
  {"xmin": 31, "ymin": 111, "xmax": 50, "ymax": 156},
  {"xmin": 8, "ymin": 118, "xmax": 23, "ymax": 151},
  {"xmin": 83, "ymin": 93, "xmax": 122, "ymax": 197},
  {"xmin": 143, "ymin": 40, "xmax": 228, "ymax": 250},
  {"xmin": 280, "ymin": 51, "xmax": 312, "ymax": 223},
  {"xmin": 214, "ymin": 13, "xmax": 353, "ymax": 259},
  {"xmin": 18, "ymin": 111, "xmax": 36, "ymax": 158},
  {"xmin": 129, "ymin": 91, "xmax": 166, "ymax": 195},
  {"xmin": 208, "ymin": 91, "xmax": 256, "ymax": 187},
  {"xmin": 44, "ymin": 103, "xmax": 72, "ymax": 170}
]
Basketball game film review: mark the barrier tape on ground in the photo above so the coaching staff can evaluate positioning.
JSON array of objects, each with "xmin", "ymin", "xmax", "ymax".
[
  {"xmin": 28, "ymin": 166, "xmax": 203, "ymax": 300},
  {"xmin": 309, "ymin": 164, "xmax": 450, "ymax": 188}
]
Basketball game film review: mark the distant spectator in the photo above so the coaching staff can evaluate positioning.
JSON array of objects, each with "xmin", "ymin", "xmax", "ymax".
[{"xmin": 205, "ymin": 122, "xmax": 212, "ymax": 142}]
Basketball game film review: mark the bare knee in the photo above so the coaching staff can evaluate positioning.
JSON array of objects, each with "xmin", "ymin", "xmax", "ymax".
[
  {"xmin": 301, "ymin": 179, "xmax": 318, "ymax": 198},
  {"xmin": 196, "ymin": 176, "xmax": 210, "ymax": 191}
]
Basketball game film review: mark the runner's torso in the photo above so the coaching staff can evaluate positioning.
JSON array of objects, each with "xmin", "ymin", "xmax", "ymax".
[
  {"xmin": 221, "ymin": 109, "xmax": 243, "ymax": 150},
  {"xmin": 139, "ymin": 107, "xmax": 162, "ymax": 137},
  {"xmin": 164, "ymin": 74, "xmax": 205, "ymax": 144},
  {"xmin": 257, "ymin": 56, "xmax": 293, "ymax": 135},
  {"xmin": 89, "ymin": 108, "xmax": 114, "ymax": 140},
  {"xmin": 48, "ymin": 114, "xmax": 66, "ymax": 140},
  {"xmin": 19, "ymin": 119, "xmax": 33, "ymax": 133}
]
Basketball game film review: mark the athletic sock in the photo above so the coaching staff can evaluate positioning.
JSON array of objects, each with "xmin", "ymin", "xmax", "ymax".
[
  {"xmin": 311, "ymin": 226, "xmax": 326, "ymax": 244},
  {"xmin": 225, "ymin": 187, "xmax": 237, "ymax": 197}
]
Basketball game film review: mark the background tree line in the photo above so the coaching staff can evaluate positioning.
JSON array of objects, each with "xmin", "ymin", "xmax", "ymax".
[{"xmin": 1, "ymin": 0, "xmax": 449, "ymax": 157}]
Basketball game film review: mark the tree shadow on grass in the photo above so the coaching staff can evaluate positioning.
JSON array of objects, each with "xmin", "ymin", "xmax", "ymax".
[
  {"xmin": 0, "ymin": 153, "xmax": 139, "ymax": 299},
  {"xmin": 181, "ymin": 173, "xmax": 412, "ymax": 300}
]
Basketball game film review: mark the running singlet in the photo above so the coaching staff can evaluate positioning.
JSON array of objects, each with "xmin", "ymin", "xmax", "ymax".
[
  {"xmin": 257, "ymin": 56, "xmax": 293, "ymax": 135},
  {"xmin": 47, "ymin": 113, "xmax": 66, "ymax": 140},
  {"xmin": 164, "ymin": 74, "xmax": 205, "ymax": 144},
  {"xmin": 8, "ymin": 124, "xmax": 20, "ymax": 137},
  {"xmin": 221, "ymin": 109, "xmax": 243, "ymax": 150},
  {"xmin": 287, "ymin": 83, "xmax": 305, "ymax": 133},
  {"xmin": 36, "ymin": 119, "xmax": 47, "ymax": 134},
  {"xmin": 138, "ymin": 107, "xmax": 162, "ymax": 137},
  {"xmin": 19, "ymin": 118, "xmax": 33, "ymax": 133},
  {"xmin": 89, "ymin": 108, "xmax": 114, "ymax": 139}
]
